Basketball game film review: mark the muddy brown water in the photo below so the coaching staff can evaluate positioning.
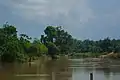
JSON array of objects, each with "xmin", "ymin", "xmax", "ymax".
[{"xmin": 0, "ymin": 57, "xmax": 120, "ymax": 80}]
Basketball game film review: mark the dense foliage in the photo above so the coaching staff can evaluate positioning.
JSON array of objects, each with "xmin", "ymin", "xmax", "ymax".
[
  {"xmin": 0, "ymin": 23, "xmax": 48, "ymax": 62},
  {"xmin": 72, "ymin": 38, "xmax": 120, "ymax": 53},
  {"xmin": 0, "ymin": 23, "xmax": 120, "ymax": 62},
  {"xmin": 41, "ymin": 26, "xmax": 73, "ymax": 58}
]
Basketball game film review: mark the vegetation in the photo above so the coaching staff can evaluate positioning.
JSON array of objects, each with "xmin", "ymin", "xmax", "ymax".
[
  {"xmin": 0, "ymin": 23, "xmax": 48, "ymax": 62},
  {"xmin": 0, "ymin": 23, "xmax": 120, "ymax": 62}
]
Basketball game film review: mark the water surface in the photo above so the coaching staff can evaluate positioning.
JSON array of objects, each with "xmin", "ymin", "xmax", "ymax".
[{"xmin": 0, "ymin": 58, "xmax": 120, "ymax": 80}]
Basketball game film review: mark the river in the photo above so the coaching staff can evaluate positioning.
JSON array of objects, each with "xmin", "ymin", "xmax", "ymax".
[{"xmin": 0, "ymin": 57, "xmax": 120, "ymax": 80}]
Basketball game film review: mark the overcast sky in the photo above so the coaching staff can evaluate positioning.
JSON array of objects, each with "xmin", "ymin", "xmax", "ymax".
[{"xmin": 0, "ymin": 0, "xmax": 120, "ymax": 40}]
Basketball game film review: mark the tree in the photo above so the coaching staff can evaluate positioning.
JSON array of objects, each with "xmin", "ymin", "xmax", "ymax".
[
  {"xmin": 55, "ymin": 26, "xmax": 73, "ymax": 54},
  {"xmin": 0, "ymin": 24, "xmax": 27, "ymax": 62},
  {"xmin": 44, "ymin": 26, "xmax": 57, "ymax": 42},
  {"xmin": 42, "ymin": 26, "xmax": 74, "ymax": 56},
  {"xmin": 27, "ymin": 38, "xmax": 48, "ymax": 57},
  {"xmin": 47, "ymin": 42, "xmax": 59, "ymax": 59}
]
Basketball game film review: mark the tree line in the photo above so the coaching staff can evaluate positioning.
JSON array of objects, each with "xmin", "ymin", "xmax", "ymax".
[
  {"xmin": 0, "ymin": 23, "xmax": 120, "ymax": 62},
  {"xmin": 72, "ymin": 38, "xmax": 120, "ymax": 53},
  {"xmin": 0, "ymin": 23, "xmax": 47, "ymax": 62}
]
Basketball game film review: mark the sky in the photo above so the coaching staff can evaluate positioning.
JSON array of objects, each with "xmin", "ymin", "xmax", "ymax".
[{"xmin": 0, "ymin": 0, "xmax": 120, "ymax": 40}]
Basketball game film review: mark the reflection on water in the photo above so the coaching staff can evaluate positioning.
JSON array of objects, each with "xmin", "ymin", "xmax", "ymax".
[{"xmin": 0, "ymin": 57, "xmax": 120, "ymax": 80}]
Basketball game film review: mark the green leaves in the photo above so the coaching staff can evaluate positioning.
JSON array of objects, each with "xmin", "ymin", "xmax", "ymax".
[
  {"xmin": 46, "ymin": 42, "xmax": 59, "ymax": 59},
  {"xmin": 1, "ymin": 23, "xmax": 120, "ymax": 62},
  {"xmin": 44, "ymin": 26, "xmax": 57, "ymax": 42},
  {"xmin": 0, "ymin": 24, "xmax": 26, "ymax": 62},
  {"xmin": 27, "ymin": 39, "xmax": 48, "ymax": 57},
  {"xmin": 42, "ymin": 26, "xmax": 73, "ymax": 58}
]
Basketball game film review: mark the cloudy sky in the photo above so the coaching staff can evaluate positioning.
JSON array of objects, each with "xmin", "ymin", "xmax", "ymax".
[{"xmin": 0, "ymin": 0, "xmax": 120, "ymax": 40}]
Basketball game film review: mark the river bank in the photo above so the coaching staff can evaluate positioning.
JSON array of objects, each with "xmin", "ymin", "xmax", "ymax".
[{"xmin": 69, "ymin": 52, "xmax": 120, "ymax": 59}]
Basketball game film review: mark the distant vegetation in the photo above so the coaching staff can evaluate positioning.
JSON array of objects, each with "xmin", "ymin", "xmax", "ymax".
[{"xmin": 0, "ymin": 23, "xmax": 120, "ymax": 62}]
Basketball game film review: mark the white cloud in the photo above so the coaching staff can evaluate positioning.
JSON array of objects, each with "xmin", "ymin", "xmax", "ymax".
[
  {"xmin": 5, "ymin": 0, "xmax": 95, "ymax": 27},
  {"xmin": 1, "ymin": 0, "xmax": 120, "ymax": 40}
]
